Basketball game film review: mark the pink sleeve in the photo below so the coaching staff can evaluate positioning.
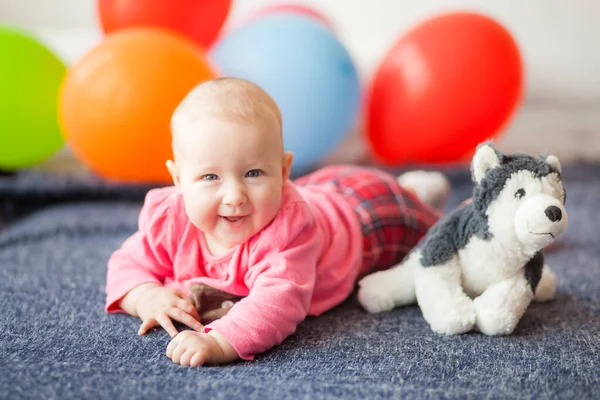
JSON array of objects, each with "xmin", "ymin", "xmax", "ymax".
[
  {"xmin": 105, "ymin": 188, "xmax": 178, "ymax": 313},
  {"xmin": 204, "ymin": 202, "xmax": 320, "ymax": 361}
]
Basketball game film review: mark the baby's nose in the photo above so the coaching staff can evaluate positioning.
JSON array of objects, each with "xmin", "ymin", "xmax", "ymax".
[{"xmin": 223, "ymin": 186, "xmax": 247, "ymax": 206}]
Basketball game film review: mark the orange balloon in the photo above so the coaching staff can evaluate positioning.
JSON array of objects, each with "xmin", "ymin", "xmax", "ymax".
[
  {"xmin": 365, "ymin": 11, "xmax": 523, "ymax": 165},
  {"xmin": 59, "ymin": 28, "xmax": 216, "ymax": 183},
  {"xmin": 97, "ymin": 0, "xmax": 232, "ymax": 49}
]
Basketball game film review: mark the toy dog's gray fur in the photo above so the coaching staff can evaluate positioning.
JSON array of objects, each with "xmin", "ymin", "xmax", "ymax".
[
  {"xmin": 357, "ymin": 142, "xmax": 567, "ymax": 336},
  {"xmin": 419, "ymin": 149, "xmax": 560, "ymax": 291}
]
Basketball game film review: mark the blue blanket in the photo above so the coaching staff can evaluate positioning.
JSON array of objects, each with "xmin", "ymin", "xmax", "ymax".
[{"xmin": 1, "ymin": 166, "xmax": 598, "ymax": 399}]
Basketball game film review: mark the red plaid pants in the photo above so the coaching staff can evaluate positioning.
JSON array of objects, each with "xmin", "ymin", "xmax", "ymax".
[{"xmin": 295, "ymin": 166, "xmax": 441, "ymax": 276}]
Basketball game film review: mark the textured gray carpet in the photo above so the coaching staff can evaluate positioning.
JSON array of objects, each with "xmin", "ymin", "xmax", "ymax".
[{"xmin": 1, "ymin": 165, "xmax": 599, "ymax": 399}]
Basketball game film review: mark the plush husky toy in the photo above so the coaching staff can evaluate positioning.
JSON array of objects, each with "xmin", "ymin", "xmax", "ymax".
[{"xmin": 358, "ymin": 143, "xmax": 568, "ymax": 336}]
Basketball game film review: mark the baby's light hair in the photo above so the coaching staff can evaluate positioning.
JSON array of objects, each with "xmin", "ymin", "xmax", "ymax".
[{"xmin": 171, "ymin": 77, "xmax": 283, "ymax": 151}]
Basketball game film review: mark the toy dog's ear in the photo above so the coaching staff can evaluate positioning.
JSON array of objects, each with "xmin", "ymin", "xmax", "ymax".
[
  {"xmin": 471, "ymin": 143, "xmax": 500, "ymax": 183},
  {"xmin": 545, "ymin": 154, "xmax": 562, "ymax": 174}
]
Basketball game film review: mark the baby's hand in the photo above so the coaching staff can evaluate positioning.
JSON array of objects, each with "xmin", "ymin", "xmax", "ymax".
[
  {"xmin": 166, "ymin": 330, "xmax": 240, "ymax": 367},
  {"xmin": 134, "ymin": 284, "xmax": 204, "ymax": 337}
]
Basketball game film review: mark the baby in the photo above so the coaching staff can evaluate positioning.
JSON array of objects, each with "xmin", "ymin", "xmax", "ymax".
[{"xmin": 105, "ymin": 77, "xmax": 447, "ymax": 367}]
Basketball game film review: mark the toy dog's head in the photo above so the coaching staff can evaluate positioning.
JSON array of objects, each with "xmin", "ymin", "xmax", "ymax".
[{"xmin": 471, "ymin": 143, "xmax": 568, "ymax": 254}]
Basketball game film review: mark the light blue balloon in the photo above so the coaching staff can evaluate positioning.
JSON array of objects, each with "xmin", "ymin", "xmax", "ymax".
[{"xmin": 211, "ymin": 14, "xmax": 360, "ymax": 174}]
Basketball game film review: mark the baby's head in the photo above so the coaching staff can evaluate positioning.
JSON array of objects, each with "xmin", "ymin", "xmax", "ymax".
[{"xmin": 167, "ymin": 77, "xmax": 293, "ymax": 252}]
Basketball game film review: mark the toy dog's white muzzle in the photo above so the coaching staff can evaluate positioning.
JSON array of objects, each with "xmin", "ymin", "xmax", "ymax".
[{"xmin": 515, "ymin": 194, "xmax": 568, "ymax": 251}]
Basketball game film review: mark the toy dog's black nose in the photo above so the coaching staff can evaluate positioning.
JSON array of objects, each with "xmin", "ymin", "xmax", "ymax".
[{"xmin": 545, "ymin": 206, "xmax": 562, "ymax": 222}]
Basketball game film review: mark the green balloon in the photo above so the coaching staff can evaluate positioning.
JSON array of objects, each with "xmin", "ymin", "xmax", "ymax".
[{"xmin": 0, "ymin": 26, "xmax": 67, "ymax": 170}]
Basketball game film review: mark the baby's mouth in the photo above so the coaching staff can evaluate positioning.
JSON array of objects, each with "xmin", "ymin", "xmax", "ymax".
[{"xmin": 221, "ymin": 215, "xmax": 247, "ymax": 223}]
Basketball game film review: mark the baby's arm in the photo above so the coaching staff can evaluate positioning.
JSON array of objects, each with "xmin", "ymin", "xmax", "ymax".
[
  {"xmin": 106, "ymin": 188, "xmax": 203, "ymax": 336},
  {"xmin": 166, "ymin": 258, "xmax": 318, "ymax": 366},
  {"xmin": 167, "ymin": 202, "xmax": 320, "ymax": 366},
  {"xmin": 119, "ymin": 283, "xmax": 157, "ymax": 315},
  {"xmin": 166, "ymin": 255, "xmax": 318, "ymax": 366}
]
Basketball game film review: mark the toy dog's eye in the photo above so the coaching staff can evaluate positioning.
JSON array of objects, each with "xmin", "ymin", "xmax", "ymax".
[{"xmin": 515, "ymin": 189, "xmax": 526, "ymax": 199}]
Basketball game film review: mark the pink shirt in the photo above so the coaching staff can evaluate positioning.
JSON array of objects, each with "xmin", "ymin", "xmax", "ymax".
[{"xmin": 105, "ymin": 180, "xmax": 363, "ymax": 360}]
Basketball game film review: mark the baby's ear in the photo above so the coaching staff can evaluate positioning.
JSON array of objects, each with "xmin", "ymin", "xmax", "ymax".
[
  {"xmin": 166, "ymin": 160, "xmax": 180, "ymax": 188},
  {"xmin": 282, "ymin": 152, "xmax": 294, "ymax": 183},
  {"xmin": 471, "ymin": 143, "xmax": 500, "ymax": 184}
]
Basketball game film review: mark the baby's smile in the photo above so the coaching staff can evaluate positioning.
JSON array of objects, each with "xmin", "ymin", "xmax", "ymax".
[
  {"xmin": 220, "ymin": 214, "xmax": 248, "ymax": 228},
  {"xmin": 224, "ymin": 216, "xmax": 244, "ymax": 222}
]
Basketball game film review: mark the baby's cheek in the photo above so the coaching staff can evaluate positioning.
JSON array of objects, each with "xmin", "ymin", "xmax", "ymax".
[
  {"xmin": 264, "ymin": 194, "xmax": 283, "ymax": 217},
  {"xmin": 186, "ymin": 203, "xmax": 214, "ymax": 231}
]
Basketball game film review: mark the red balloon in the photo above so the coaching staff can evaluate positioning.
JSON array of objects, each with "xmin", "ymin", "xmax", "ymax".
[
  {"xmin": 365, "ymin": 11, "xmax": 523, "ymax": 164},
  {"xmin": 246, "ymin": 3, "xmax": 333, "ymax": 30},
  {"xmin": 97, "ymin": 0, "xmax": 232, "ymax": 48}
]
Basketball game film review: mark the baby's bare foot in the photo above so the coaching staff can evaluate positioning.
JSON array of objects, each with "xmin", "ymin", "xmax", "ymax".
[{"xmin": 398, "ymin": 170, "xmax": 450, "ymax": 210}]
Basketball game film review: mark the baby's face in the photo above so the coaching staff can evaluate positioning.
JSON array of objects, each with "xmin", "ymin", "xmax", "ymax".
[{"xmin": 171, "ymin": 115, "xmax": 291, "ymax": 251}]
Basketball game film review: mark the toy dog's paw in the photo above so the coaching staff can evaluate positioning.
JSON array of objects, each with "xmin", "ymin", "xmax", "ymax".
[
  {"xmin": 533, "ymin": 266, "xmax": 557, "ymax": 303},
  {"xmin": 473, "ymin": 297, "xmax": 518, "ymax": 335},
  {"xmin": 189, "ymin": 283, "xmax": 242, "ymax": 324},
  {"xmin": 425, "ymin": 296, "xmax": 476, "ymax": 335},
  {"xmin": 357, "ymin": 272, "xmax": 398, "ymax": 313}
]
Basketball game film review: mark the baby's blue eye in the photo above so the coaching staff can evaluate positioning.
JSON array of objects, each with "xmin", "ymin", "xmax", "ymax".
[
  {"xmin": 202, "ymin": 174, "xmax": 219, "ymax": 181},
  {"xmin": 515, "ymin": 189, "xmax": 526, "ymax": 199},
  {"xmin": 245, "ymin": 169, "xmax": 262, "ymax": 178}
]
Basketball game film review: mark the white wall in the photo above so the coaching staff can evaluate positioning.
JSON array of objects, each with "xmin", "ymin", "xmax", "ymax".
[
  {"xmin": 2, "ymin": 0, "xmax": 600, "ymax": 105},
  {"xmin": 2, "ymin": 0, "xmax": 600, "ymax": 166}
]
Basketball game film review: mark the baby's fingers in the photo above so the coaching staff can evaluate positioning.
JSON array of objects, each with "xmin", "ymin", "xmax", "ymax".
[
  {"xmin": 166, "ymin": 335, "xmax": 180, "ymax": 359},
  {"xmin": 138, "ymin": 317, "xmax": 158, "ymax": 336},
  {"xmin": 156, "ymin": 312, "xmax": 180, "ymax": 338},
  {"xmin": 168, "ymin": 307, "xmax": 205, "ymax": 333},
  {"xmin": 169, "ymin": 346, "xmax": 184, "ymax": 364},
  {"xmin": 177, "ymin": 298, "xmax": 202, "ymax": 324},
  {"xmin": 139, "ymin": 313, "xmax": 178, "ymax": 338},
  {"xmin": 165, "ymin": 334, "xmax": 208, "ymax": 367},
  {"xmin": 190, "ymin": 352, "xmax": 208, "ymax": 367},
  {"xmin": 179, "ymin": 349, "xmax": 198, "ymax": 366}
]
